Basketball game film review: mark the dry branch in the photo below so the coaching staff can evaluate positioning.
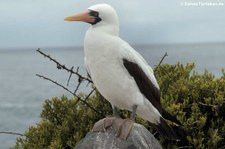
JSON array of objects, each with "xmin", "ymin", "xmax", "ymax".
[
  {"xmin": 36, "ymin": 48, "xmax": 92, "ymax": 83},
  {"xmin": 0, "ymin": 131, "xmax": 25, "ymax": 136},
  {"xmin": 36, "ymin": 74, "xmax": 103, "ymax": 117},
  {"xmin": 154, "ymin": 52, "xmax": 168, "ymax": 71},
  {"xmin": 36, "ymin": 48, "xmax": 104, "ymax": 116}
]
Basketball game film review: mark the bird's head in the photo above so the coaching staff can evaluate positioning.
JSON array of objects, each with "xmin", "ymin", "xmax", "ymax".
[{"xmin": 64, "ymin": 3, "xmax": 119, "ymax": 33}]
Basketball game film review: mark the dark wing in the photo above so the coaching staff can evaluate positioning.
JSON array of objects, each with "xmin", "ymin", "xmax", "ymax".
[
  {"xmin": 123, "ymin": 58, "xmax": 182, "ymax": 140},
  {"xmin": 123, "ymin": 58, "xmax": 162, "ymax": 114},
  {"xmin": 123, "ymin": 58, "xmax": 182, "ymax": 126}
]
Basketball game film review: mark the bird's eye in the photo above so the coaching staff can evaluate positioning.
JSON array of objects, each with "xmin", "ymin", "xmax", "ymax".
[{"xmin": 89, "ymin": 10, "xmax": 99, "ymax": 17}]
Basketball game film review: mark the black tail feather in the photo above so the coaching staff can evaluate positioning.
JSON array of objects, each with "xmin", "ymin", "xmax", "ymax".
[{"xmin": 151, "ymin": 117, "xmax": 179, "ymax": 140}]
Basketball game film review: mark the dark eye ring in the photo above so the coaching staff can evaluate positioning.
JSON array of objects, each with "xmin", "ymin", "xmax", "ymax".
[{"xmin": 89, "ymin": 10, "xmax": 99, "ymax": 17}]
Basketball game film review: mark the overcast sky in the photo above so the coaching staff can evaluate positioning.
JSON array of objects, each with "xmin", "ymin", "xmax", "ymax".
[{"xmin": 0, "ymin": 0, "xmax": 225, "ymax": 49}]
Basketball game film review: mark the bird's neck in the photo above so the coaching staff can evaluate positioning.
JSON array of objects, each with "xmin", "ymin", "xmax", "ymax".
[{"xmin": 89, "ymin": 23, "xmax": 119, "ymax": 36}]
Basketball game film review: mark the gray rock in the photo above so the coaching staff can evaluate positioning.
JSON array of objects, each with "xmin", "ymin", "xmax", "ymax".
[{"xmin": 74, "ymin": 118, "xmax": 162, "ymax": 149}]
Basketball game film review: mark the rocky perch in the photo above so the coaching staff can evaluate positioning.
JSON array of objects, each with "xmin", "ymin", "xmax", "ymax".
[{"xmin": 74, "ymin": 117, "xmax": 162, "ymax": 149}]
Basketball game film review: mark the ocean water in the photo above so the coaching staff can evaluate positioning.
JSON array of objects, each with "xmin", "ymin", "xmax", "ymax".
[{"xmin": 0, "ymin": 43, "xmax": 224, "ymax": 148}]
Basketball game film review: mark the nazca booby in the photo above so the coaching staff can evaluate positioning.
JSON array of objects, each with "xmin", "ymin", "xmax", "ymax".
[{"xmin": 65, "ymin": 3, "xmax": 180, "ymax": 139}]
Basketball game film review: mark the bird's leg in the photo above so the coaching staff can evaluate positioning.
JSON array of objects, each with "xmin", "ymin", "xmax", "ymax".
[
  {"xmin": 103, "ymin": 118, "xmax": 106, "ymax": 131},
  {"xmin": 131, "ymin": 105, "xmax": 138, "ymax": 120},
  {"xmin": 112, "ymin": 105, "xmax": 120, "ymax": 118},
  {"xmin": 115, "ymin": 119, "xmax": 130, "ymax": 137},
  {"xmin": 109, "ymin": 105, "xmax": 135, "ymax": 139}
]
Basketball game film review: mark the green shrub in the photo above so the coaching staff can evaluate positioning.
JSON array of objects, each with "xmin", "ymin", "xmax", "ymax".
[
  {"xmin": 156, "ymin": 63, "xmax": 225, "ymax": 148},
  {"xmin": 12, "ymin": 63, "xmax": 225, "ymax": 149}
]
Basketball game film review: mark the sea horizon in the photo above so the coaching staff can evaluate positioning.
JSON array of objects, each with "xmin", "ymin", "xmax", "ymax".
[{"xmin": 0, "ymin": 41, "xmax": 225, "ymax": 52}]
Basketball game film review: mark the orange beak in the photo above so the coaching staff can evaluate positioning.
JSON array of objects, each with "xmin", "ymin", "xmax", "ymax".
[{"xmin": 64, "ymin": 10, "xmax": 95, "ymax": 23}]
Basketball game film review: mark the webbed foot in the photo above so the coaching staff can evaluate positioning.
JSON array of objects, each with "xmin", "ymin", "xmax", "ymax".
[{"xmin": 92, "ymin": 117, "xmax": 134, "ymax": 140}]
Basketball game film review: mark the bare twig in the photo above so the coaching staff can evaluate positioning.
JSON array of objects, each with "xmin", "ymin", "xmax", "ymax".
[
  {"xmin": 67, "ymin": 66, "xmax": 74, "ymax": 86},
  {"xmin": 36, "ymin": 48, "xmax": 103, "ymax": 116},
  {"xmin": 36, "ymin": 74, "xmax": 103, "ymax": 117},
  {"xmin": 158, "ymin": 52, "xmax": 168, "ymax": 66},
  {"xmin": 0, "ymin": 131, "xmax": 25, "ymax": 136},
  {"xmin": 74, "ymin": 88, "xmax": 96, "ymax": 105},
  {"xmin": 84, "ymin": 88, "xmax": 96, "ymax": 102},
  {"xmin": 36, "ymin": 48, "xmax": 92, "ymax": 83},
  {"xmin": 154, "ymin": 52, "xmax": 168, "ymax": 70},
  {"xmin": 73, "ymin": 67, "xmax": 85, "ymax": 94},
  {"xmin": 74, "ymin": 79, "xmax": 82, "ymax": 95},
  {"xmin": 36, "ymin": 74, "xmax": 74, "ymax": 95}
]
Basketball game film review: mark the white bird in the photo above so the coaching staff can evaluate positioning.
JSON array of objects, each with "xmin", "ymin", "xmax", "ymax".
[{"xmin": 65, "ymin": 3, "xmax": 181, "ymax": 139}]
